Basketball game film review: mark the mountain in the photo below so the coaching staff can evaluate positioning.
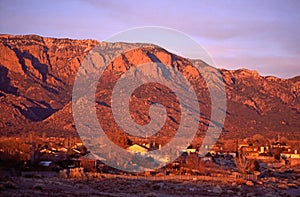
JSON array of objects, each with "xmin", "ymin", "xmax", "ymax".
[{"xmin": 0, "ymin": 34, "xmax": 299, "ymax": 144}]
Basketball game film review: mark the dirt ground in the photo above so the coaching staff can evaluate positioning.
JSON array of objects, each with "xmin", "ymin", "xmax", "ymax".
[{"xmin": 0, "ymin": 176, "xmax": 299, "ymax": 197}]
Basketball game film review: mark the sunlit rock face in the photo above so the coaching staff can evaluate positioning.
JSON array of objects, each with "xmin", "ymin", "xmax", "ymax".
[{"xmin": 0, "ymin": 34, "xmax": 299, "ymax": 144}]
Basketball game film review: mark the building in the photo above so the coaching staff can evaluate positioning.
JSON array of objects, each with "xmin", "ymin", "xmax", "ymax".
[
  {"xmin": 281, "ymin": 150, "xmax": 300, "ymax": 159},
  {"xmin": 126, "ymin": 144, "xmax": 149, "ymax": 155}
]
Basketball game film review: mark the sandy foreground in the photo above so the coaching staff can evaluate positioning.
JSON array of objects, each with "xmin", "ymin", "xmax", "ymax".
[{"xmin": 0, "ymin": 176, "xmax": 299, "ymax": 197}]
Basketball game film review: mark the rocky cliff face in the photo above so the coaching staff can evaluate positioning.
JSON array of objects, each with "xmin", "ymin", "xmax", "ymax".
[
  {"xmin": 0, "ymin": 34, "xmax": 299, "ymax": 142},
  {"xmin": 0, "ymin": 35, "xmax": 98, "ymax": 134}
]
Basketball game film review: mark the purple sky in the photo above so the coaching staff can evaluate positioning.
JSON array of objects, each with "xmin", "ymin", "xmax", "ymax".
[{"xmin": 0, "ymin": 0, "xmax": 299, "ymax": 78}]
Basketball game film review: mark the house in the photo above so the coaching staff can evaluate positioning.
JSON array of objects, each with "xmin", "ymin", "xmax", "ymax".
[
  {"xmin": 186, "ymin": 148, "xmax": 197, "ymax": 155},
  {"xmin": 228, "ymin": 152, "xmax": 237, "ymax": 158},
  {"xmin": 246, "ymin": 151, "xmax": 259, "ymax": 157},
  {"xmin": 259, "ymin": 146, "xmax": 265, "ymax": 154},
  {"xmin": 238, "ymin": 143, "xmax": 249, "ymax": 150},
  {"xmin": 72, "ymin": 148, "xmax": 81, "ymax": 154},
  {"xmin": 271, "ymin": 141, "xmax": 290, "ymax": 150},
  {"xmin": 209, "ymin": 145, "xmax": 223, "ymax": 155},
  {"xmin": 180, "ymin": 145, "xmax": 197, "ymax": 155},
  {"xmin": 203, "ymin": 144, "xmax": 214, "ymax": 150},
  {"xmin": 75, "ymin": 142, "xmax": 83, "ymax": 147},
  {"xmin": 209, "ymin": 150, "xmax": 217, "ymax": 155},
  {"xmin": 38, "ymin": 161, "xmax": 52, "ymax": 167},
  {"xmin": 201, "ymin": 153, "xmax": 215, "ymax": 162},
  {"xmin": 281, "ymin": 150, "xmax": 300, "ymax": 159},
  {"xmin": 57, "ymin": 147, "xmax": 68, "ymax": 152},
  {"xmin": 37, "ymin": 160, "xmax": 57, "ymax": 170},
  {"xmin": 126, "ymin": 144, "xmax": 149, "ymax": 155}
]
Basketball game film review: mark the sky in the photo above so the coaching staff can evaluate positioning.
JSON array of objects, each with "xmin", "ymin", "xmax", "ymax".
[{"xmin": 0, "ymin": 0, "xmax": 299, "ymax": 78}]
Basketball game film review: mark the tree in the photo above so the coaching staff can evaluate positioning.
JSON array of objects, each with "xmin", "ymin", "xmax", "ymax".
[
  {"xmin": 110, "ymin": 130, "xmax": 132, "ymax": 148},
  {"xmin": 235, "ymin": 149, "xmax": 260, "ymax": 174},
  {"xmin": 251, "ymin": 134, "xmax": 267, "ymax": 146},
  {"xmin": 235, "ymin": 152, "xmax": 249, "ymax": 174}
]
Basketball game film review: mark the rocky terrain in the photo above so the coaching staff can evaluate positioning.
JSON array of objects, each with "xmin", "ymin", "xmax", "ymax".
[
  {"xmin": 0, "ymin": 34, "xmax": 299, "ymax": 145},
  {"xmin": 1, "ymin": 169, "xmax": 300, "ymax": 197}
]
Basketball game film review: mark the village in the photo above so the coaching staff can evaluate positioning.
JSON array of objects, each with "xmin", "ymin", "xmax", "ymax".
[
  {"xmin": 0, "ymin": 133, "xmax": 299, "ymax": 174},
  {"xmin": 0, "ymin": 134, "xmax": 299, "ymax": 196}
]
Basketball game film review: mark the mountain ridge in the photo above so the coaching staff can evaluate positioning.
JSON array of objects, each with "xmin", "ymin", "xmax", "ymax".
[
  {"xmin": 0, "ymin": 34, "xmax": 299, "ymax": 143},
  {"xmin": 1, "ymin": 33, "xmax": 297, "ymax": 80}
]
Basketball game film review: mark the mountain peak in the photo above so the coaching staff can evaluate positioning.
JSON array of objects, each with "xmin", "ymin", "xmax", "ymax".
[{"xmin": 0, "ymin": 34, "xmax": 299, "ymax": 142}]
